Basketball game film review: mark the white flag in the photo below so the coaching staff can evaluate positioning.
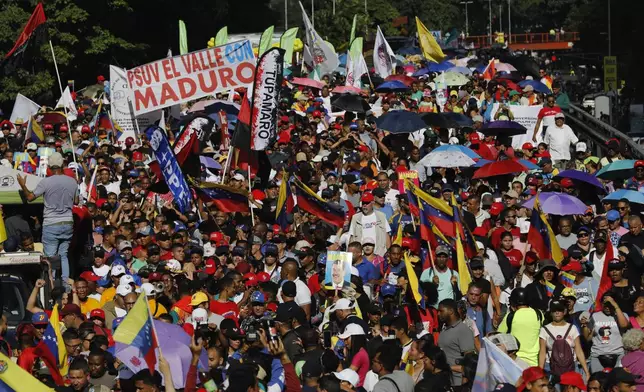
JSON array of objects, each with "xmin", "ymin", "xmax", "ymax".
[
  {"xmin": 299, "ymin": 2, "xmax": 339, "ymax": 76},
  {"xmin": 472, "ymin": 338, "xmax": 524, "ymax": 392},
  {"xmin": 345, "ymin": 54, "xmax": 355, "ymax": 87},
  {"xmin": 352, "ymin": 53, "xmax": 369, "ymax": 88},
  {"xmin": 10, "ymin": 94, "xmax": 40, "ymax": 125},
  {"xmin": 373, "ymin": 26, "xmax": 395, "ymax": 78},
  {"xmin": 55, "ymin": 86, "xmax": 78, "ymax": 121}
]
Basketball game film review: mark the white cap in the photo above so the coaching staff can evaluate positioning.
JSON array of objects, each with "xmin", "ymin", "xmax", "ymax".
[
  {"xmin": 116, "ymin": 283, "xmax": 133, "ymax": 296},
  {"xmin": 26, "ymin": 142, "xmax": 38, "ymax": 151},
  {"xmin": 140, "ymin": 283, "xmax": 156, "ymax": 296},
  {"xmin": 48, "ymin": 152, "xmax": 64, "ymax": 168},
  {"xmin": 518, "ymin": 218, "xmax": 531, "ymax": 234},
  {"xmin": 192, "ymin": 308, "xmax": 209, "ymax": 326},
  {"xmin": 576, "ymin": 142, "xmax": 587, "ymax": 152},
  {"xmin": 333, "ymin": 369, "xmax": 360, "ymax": 388},
  {"xmin": 232, "ymin": 173, "xmax": 245, "ymax": 181},
  {"xmin": 295, "ymin": 240, "xmax": 313, "ymax": 251},
  {"xmin": 337, "ymin": 323, "xmax": 366, "ymax": 340},
  {"xmin": 331, "ymin": 298, "xmax": 355, "ymax": 312},
  {"xmin": 448, "ymin": 137, "xmax": 460, "ymax": 145},
  {"xmin": 118, "ymin": 240, "xmax": 133, "ymax": 251},
  {"xmin": 476, "ymin": 241, "xmax": 485, "ymax": 250},
  {"xmin": 110, "ymin": 265, "xmax": 126, "ymax": 276},
  {"xmin": 204, "ymin": 246, "xmax": 215, "ymax": 257},
  {"xmin": 165, "ymin": 259, "xmax": 182, "ymax": 272},
  {"xmin": 120, "ymin": 275, "xmax": 135, "ymax": 286}
]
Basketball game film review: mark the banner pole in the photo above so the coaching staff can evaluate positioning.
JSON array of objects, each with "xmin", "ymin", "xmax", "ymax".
[
  {"xmin": 248, "ymin": 165, "xmax": 255, "ymax": 226},
  {"xmin": 49, "ymin": 40, "xmax": 79, "ymax": 181},
  {"xmin": 220, "ymin": 149, "xmax": 233, "ymax": 184}
]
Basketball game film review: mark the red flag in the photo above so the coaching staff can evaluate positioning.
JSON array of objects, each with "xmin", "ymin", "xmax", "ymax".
[
  {"xmin": 594, "ymin": 241, "xmax": 615, "ymax": 311},
  {"xmin": 33, "ymin": 341, "xmax": 65, "ymax": 386},
  {"xmin": 5, "ymin": 3, "xmax": 47, "ymax": 59},
  {"xmin": 482, "ymin": 58, "xmax": 496, "ymax": 81},
  {"xmin": 231, "ymin": 96, "xmax": 258, "ymax": 175}
]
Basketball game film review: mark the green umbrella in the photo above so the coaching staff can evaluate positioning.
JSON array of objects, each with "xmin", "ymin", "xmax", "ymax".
[{"xmin": 441, "ymin": 71, "xmax": 470, "ymax": 86}]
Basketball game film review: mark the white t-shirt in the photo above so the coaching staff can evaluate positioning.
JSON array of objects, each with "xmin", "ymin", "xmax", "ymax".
[
  {"xmin": 543, "ymin": 124, "xmax": 578, "ymax": 161},
  {"xmin": 384, "ymin": 188, "xmax": 400, "ymax": 211},
  {"xmin": 539, "ymin": 322, "xmax": 580, "ymax": 362},
  {"xmin": 277, "ymin": 278, "xmax": 312, "ymax": 306},
  {"xmin": 359, "ymin": 212, "xmax": 378, "ymax": 242},
  {"xmin": 589, "ymin": 247, "xmax": 618, "ymax": 282}
]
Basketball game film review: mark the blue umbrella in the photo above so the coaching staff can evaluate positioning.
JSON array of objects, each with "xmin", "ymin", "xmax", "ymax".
[
  {"xmin": 603, "ymin": 189, "xmax": 644, "ymax": 205},
  {"xmin": 200, "ymin": 155, "xmax": 222, "ymax": 170},
  {"xmin": 428, "ymin": 61, "xmax": 453, "ymax": 73},
  {"xmin": 447, "ymin": 66, "xmax": 472, "ymax": 75},
  {"xmin": 375, "ymin": 110, "xmax": 426, "ymax": 133},
  {"xmin": 375, "ymin": 80, "xmax": 410, "ymax": 93},
  {"xmin": 554, "ymin": 169, "xmax": 605, "ymax": 190},
  {"xmin": 595, "ymin": 160, "xmax": 637, "ymax": 180},
  {"xmin": 518, "ymin": 80, "xmax": 552, "ymax": 94},
  {"xmin": 473, "ymin": 159, "xmax": 492, "ymax": 168},
  {"xmin": 412, "ymin": 68, "xmax": 431, "ymax": 77},
  {"xmin": 519, "ymin": 159, "xmax": 539, "ymax": 170},
  {"xmin": 397, "ymin": 46, "xmax": 421, "ymax": 55},
  {"xmin": 431, "ymin": 144, "xmax": 481, "ymax": 159}
]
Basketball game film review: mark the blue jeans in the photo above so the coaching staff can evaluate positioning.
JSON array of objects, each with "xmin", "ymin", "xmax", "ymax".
[{"xmin": 42, "ymin": 223, "xmax": 73, "ymax": 290}]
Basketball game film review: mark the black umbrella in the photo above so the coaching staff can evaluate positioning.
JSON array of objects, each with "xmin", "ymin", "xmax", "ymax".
[
  {"xmin": 331, "ymin": 94, "xmax": 371, "ymax": 113},
  {"xmin": 503, "ymin": 55, "xmax": 540, "ymax": 78},
  {"xmin": 479, "ymin": 120, "xmax": 527, "ymax": 137},
  {"xmin": 495, "ymin": 71, "xmax": 523, "ymax": 82},
  {"xmin": 362, "ymin": 74, "xmax": 384, "ymax": 87},
  {"xmin": 422, "ymin": 113, "xmax": 449, "ymax": 129}
]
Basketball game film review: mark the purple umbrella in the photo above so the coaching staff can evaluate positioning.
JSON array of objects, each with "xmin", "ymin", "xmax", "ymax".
[
  {"xmin": 115, "ymin": 320, "xmax": 208, "ymax": 389},
  {"xmin": 521, "ymin": 192, "xmax": 588, "ymax": 215},
  {"xmin": 479, "ymin": 121, "xmax": 527, "ymax": 137},
  {"xmin": 553, "ymin": 170, "xmax": 605, "ymax": 191}
]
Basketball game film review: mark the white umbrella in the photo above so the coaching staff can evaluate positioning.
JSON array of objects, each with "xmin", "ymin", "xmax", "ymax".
[
  {"xmin": 496, "ymin": 63, "xmax": 518, "ymax": 72},
  {"xmin": 418, "ymin": 150, "xmax": 476, "ymax": 168}
]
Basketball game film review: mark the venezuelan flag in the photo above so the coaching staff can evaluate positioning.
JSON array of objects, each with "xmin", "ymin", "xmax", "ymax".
[
  {"xmin": 545, "ymin": 281, "xmax": 556, "ymax": 297},
  {"xmin": 40, "ymin": 304, "xmax": 68, "ymax": 378},
  {"xmin": 193, "ymin": 179, "xmax": 250, "ymax": 213},
  {"xmin": 113, "ymin": 292, "xmax": 158, "ymax": 373},
  {"xmin": 275, "ymin": 173, "xmax": 294, "ymax": 230},
  {"xmin": 26, "ymin": 116, "xmax": 44, "ymax": 144},
  {"xmin": 527, "ymin": 194, "xmax": 564, "ymax": 264},
  {"xmin": 403, "ymin": 252, "xmax": 422, "ymax": 305},
  {"xmin": 292, "ymin": 177, "xmax": 345, "ymax": 227},
  {"xmin": 0, "ymin": 351, "xmax": 53, "ymax": 392},
  {"xmin": 559, "ymin": 271, "xmax": 575, "ymax": 288},
  {"xmin": 451, "ymin": 196, "xmax": 479, "ymax": 258},
  {"xmin": 452, "ymin": 195, "xmax": 472, "ymax": 291}
]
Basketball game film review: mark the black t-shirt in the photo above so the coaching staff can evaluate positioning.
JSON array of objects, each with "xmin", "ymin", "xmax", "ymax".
[{"xmin": 607, "ymin": 283, "xmax": 639, "ymax": 315}]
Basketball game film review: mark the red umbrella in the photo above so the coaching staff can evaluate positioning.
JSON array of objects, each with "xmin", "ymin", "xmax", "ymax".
[
  {"xmin": 291, "ymin": 77, "xmax": 325, "ymax": 90},
  {"xmin": 332, "ymin": 86, "xmax": 361, "ymax": 94},
  {"xmin": 385, "ymin": 74, "xmax": 415, "ymax": 86},
  {"xmin": 37, "ymin": 112, "xmax": 67, "ymax": 125},
  {"xmin": 499, "ymin": 79, "xmax": 521, "ymax": 91},
  {"xmin": 472, "ymin": 159, "xmax": 529, "ymax": 179}
]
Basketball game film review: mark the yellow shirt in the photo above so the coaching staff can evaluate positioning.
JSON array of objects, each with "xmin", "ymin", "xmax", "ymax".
[
  {"xmin": 99, "ymin": 287, "xmax": 116, "ymax": 307},
  {"xmin": 80, "ymin": 297, "xmax": 101, "ymax": 316},
  {"xmin": 148, "ymin": 299, "xmax": 168, "ymax": 317}
]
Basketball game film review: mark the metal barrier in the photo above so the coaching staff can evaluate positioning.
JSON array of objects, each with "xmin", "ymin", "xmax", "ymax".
[{"xmin": 567, "ymin": 104, "xmax": 644, "ymax": 159}]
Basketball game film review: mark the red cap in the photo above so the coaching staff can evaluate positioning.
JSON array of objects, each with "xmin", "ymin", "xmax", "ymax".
[
  {"xmin": 517, "ymin": 367, "xmax": 547, "ymax": 392},
  {"xmin": 243, "ymin": 273, "xmax": 258, "ymax": 287},
  {"xmin": 44, "ymin": 124, "xmax": 53, "ymax": 130},
  {"xmin": 235, "ymin": 262, "xmax": 251, "ymax": 274},
  {"xmin": 97, "ymin": 75, "xmax": 106, "ymax": 82},
  {"xmin": 332, "ymin": 123, "xmax": 342, "ymax": 130},
  {"xmin": 490, "ymin": 202, "xmax": 505, "ymax": 216},
  {"xmin": 560, "ymin": 178, "xmax": 574, "ymax": 188},
  {"xmin": 203, "ymin": 259, "xmax": 217, "ymax": 275},
  {"xmin": 280, "ymin": 116, "xmax": 289, "ymax": 123},
  {"xmin": 81, "ymin": 125, "xmax": 91, "ymax": 133},
  {"xmin": 149, "ymin": 272, "xmax": 163, "ymax": 281},
  {"xmin": 401, "ymin": 237, "xmax": 414, "ymax": 249},
  {"xmin": 251, "ymin": 189, "xmax": 265, "ymax": 201},
  {"xmin": 266, "ymin": 303, "xmax": 278, "ymax": 312},
  {"xmin": 59, "ymin": 124, "xmax": 68, "ymax": 132},
  {"xmin": 256, "ymin": 272, "xmax": 271, "ymax": 283},
  {"xmin": 125, "ymin": 137, "xmax": 135, "ymax": 146},
  {"xmin": 525, "ymin": 251, "xmax": 538, "ymax": 264},
  {"xmin": 312, "ymin": 110, "xmax": 322, "ymax": 118},
  {"xmin": 559, "ymin": 372, "xmax": 586, "ymax": 391},
  {"xmin": 522, "ymin": 142, "xmax": 534, "ymax": 150},
  {"xmin": 361, "ymin": 192, "xmax": 374, "ymax": 203},
  {"xmin": 460, "ymin": 192, "xmax": 470, "ymax": 201},
  {"xmin": 55, "ymin": 140, "xmax": 62, "ymax": 147},
  {"xmin": 527, "ymin": 177, "xmax": 539, "ymax": 186},
  {"xmin": 79, "ymin": 271, "xmax": 100, "ymax": 282},
  {"xmin": 209, "ymin": 231, "xmax": 224, "ymax": 243},
  {"xmin": 469, "ymin": 133, "xmax": 481, "ymax": 143},
  {"xmin": 562, "ymin": 260, "xmax": 582, "ymax": 273},
  {"xmin": 357, "ymin": 145, "xmax": 369, "ymax": 152},
  {"xmin": 132, "ymin": 151, "xmax": 144, "ymax": 161},
  {"xmin": 635, "ymin": 160, "xmax": 644, "ymax": 168},
  {"xmin": 90, "ymin": 309, "xmax": 105, "ymax": 320}
]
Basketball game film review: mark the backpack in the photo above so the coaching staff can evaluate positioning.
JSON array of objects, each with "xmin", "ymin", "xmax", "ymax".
[{"xmin": 544, "ymin": 324, "xmax": 575, "ymax": 375}]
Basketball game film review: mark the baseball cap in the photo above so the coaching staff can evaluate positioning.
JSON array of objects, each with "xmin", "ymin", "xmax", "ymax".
[
  {"xmin": 331, "ymin": 298, "xmax": 356, "ymax": 312},
  {"xmin": 190, "ymin": 292, "xmax": 209, "ymax": 306},
  {"xmin": 302, "ymin": 360, "xmax": 323, "ymax": 379},
  {"xmin": 607, "ymin": 258, "xmax": 625, "ymax": 270},
  {"xmin": 90, "ymin": 309, "xmax": 106, "ymax": 320},
  {"xmin": 118, "ymin": 241, "xmax": 133, "ymax": 251},
  {"xmin": 606, "ymin": 210, "xmax": 620, "ymax": 222},
  {"xmin": 517, "ymin": 367, "xmax": 547, "ymax": 392},
  {"xmin": 554, "ymin": 112, "xmax": 565, "ymax": 119},
  {"xmin": 224, "ymin": 326, "xmax": 245, "ymax": 340},
  {"xmin": 337, "ymin": 324, "xmax": 365, "ymax": 339},
  {"xmin": 361, "ymin": 192, "xmax": 374, "ymax": 203},
  {"xmin": 576, "ymin": 142, "xmax": 587, "ymax": 152},
  {"xmin": 191, "ymin": 308, "xmax": 209, "ymax": 326},
  {"xmin": 116, "ymin": 284, "xmax": 133, "ymax": 297},
  {"xmin": 250, "ymin": 291, "xmax": 265, "ymax": 304},
  {"xmin": 243, "ymin": 273, "xmax": 258, "ymax": 287},
  {"xmin": 26, "ymin": 142, "xmax": 38, "ymax": 151},
  {"xmin": 560, "ymin": 178, "xmax": 574, "ymax": 188},
  {"xmin": 333, "ymin": 369, "xmax": 360, "ymax": 388},
  {"xmin": 119, "ymin": 275, "xmax": 135, "ymax": 286},
  {"xmin": 435, "ymin": 245, "xmax": 450, "ymax": 256},
  {"xmin": 32, "ymin": 312, "xmax": 49, "ymax": 325},
  {"xmin": 470, "ymin": 256, "xmax": 484, "ymax": 269},
  {"xmin": 362, "ymin": 237, "xmax": 375, "ymax": 246},
  {"xmin": 538, "ymin": 157, "xmax": 552, "ymax": 167},
  {"xmin": 111, "ymin": 265, "xmax": 126, "ymax": 277},
  {"xmin": 381, "ymin": 283, "xmax": 397, "ymax": 297},
  {"xmin": 256, "ymin": 272, "xmax": 271, "ymax": 283},
  {"xmin": 522, "ymin": 142, "xmax": 534, "ymax": 150},
  {"xmin": 562, "ymin": 260, "xmax": 582, "ymax": 273},
  {"xmin": 561, "ymin": 287, "xmax": 577, "ymax": 298},
  {"xmin": 594, "ymin": 230, "xmax": 608, "ymax": 243},
  {"xmin": 140, "ymin": 282, "xmax": 157, "ymax": 296},
  {"xmin": 559, "ymin": 372, "xmax": 586, "ymax": 391},
  {"xmin": 275, "ymin": 302, "xmax": 298, "ymax": 323},
  {"xmin": 503, "ymin": 190, "xmax": 519, "ymax": 199},
  {"xmin": 608, "ymin": 368, "xmax": 636, "ymax": 386},
  {"xmin": 79, "ymin": 271, "xmax": 100, "ymax": 282},
  {"xmin": 60, "ymin": 304, "xmax": 82, "ymax": 317}
]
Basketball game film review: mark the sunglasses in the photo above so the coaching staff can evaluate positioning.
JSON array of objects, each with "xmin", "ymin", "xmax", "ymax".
[{"xmin": 578, "ymin": 233, "xmax": 589, "ymax": 238}]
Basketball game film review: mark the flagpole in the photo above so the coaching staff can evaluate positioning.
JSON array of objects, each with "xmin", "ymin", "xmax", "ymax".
[
  {"xmin": 144, "ymin": 293, "xmax": 163, "ymax": 358},
  {"xmin": 49, "ymin": 40, "xmax": 79, "ymax": 181},
  {"xmin": 248, "ymin": 166, "xmax": 255, "ymax": 226},
  {"xmin": 220, "ymin": 149, "xmax": 233, "ymax": 184}
]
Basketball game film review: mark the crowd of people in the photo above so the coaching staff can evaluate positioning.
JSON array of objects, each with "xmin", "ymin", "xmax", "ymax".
[{"xmin": 0, "ymin": 51, "xmax": 642, "ymax": 392}]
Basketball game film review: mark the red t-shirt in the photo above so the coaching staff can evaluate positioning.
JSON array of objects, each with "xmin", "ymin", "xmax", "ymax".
[
  {"xmin": 502, "ymin": 248, "xmax": 524, "ymax": 268},
  {"xmin": 537, "ymin": 106, "xmax": 562, "ymax": 119},
  {"xmin": 210, "ymin": 300, "xmax": 239, "ymax": 321}
]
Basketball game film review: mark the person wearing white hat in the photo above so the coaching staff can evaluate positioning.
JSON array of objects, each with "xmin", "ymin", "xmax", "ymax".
[
  {"xmin": 17, "ymin": 150, "xmax": 78, "ymax": 290},
  {"xmin": 543, "ymin": 111, "xmax": 578, "ymax": 170},
  {"xmin": 333, "ymin": 369, "xmax": 360, "ymax": 390},
  {"xmin": 337, "ymin": 325, "xmax": 369, "ymax": 388}
]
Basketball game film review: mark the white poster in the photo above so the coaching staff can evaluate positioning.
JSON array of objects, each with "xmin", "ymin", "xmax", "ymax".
[
  {"xmin": 110, "ymin": 65, "xmax": 162, "ymax": 141},
  {"xmin": 489, "ymin": 103, "xmax": 543, "ymax": 149}
]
